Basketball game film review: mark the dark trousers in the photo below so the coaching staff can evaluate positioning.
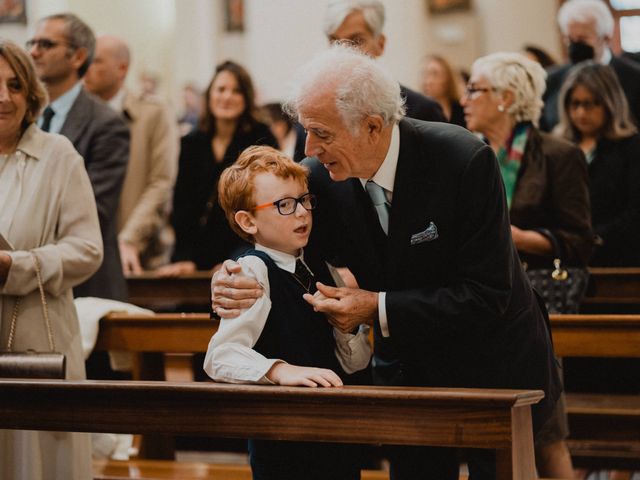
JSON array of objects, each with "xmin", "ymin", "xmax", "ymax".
[
  {"xmin": 386, "ymin": 445, "xmax": 496, "ymax": 480},
  {"xmin": 248, "ymin": 439, "xmax": 361, "ymax": 480}
]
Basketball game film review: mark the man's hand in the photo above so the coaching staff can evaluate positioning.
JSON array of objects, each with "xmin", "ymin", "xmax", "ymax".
[
  {"xmin": 211, "ymin": 259, "xmax": 262, "ymax": 318},
  {"xmin": 266, "ymin": 362, "xmax": 343, "ymax": 387},
  {"xmin": 155, "ymin": 260, "xmax": 197, "ymax": 278},
  {"xmin": 119, "ymin": 240, "xmax": 143, "ymax": 275},
  {"xmin": 303, "ymin": 282, "xmax": 377, "ymax": 333}
]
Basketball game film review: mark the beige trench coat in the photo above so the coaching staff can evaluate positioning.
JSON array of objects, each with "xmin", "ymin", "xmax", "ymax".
[{"xmin": 0, "ymin": 124, "xmax": 103, "ymax": 480}]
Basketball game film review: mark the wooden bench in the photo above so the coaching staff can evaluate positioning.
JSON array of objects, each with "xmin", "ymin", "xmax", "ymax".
[
  {"xmin": 126, "ymin": 268, "xmax": 640, "ymax": 313},
  {"xmin": 0, "ymin": 380, "xmax": 542, "ymax": 480},
  {"xmin": 550, "ymin": 314, "xmax": 640, "ymax": 470},
  {"xmin": 93, "ymin": 458, "xmax": 391, "ymax": 480}
]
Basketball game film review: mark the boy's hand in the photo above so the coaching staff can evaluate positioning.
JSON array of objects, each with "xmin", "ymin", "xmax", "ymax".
[
  {"xmin": 266, "ymin": 362, "xmax": 343, "ymax": 387},
  {"xmin": 211, "ymin": 259, "xmax": 263, "ymax": 318}
]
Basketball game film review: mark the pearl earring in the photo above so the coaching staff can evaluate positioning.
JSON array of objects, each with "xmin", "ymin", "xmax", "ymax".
[{"xmin": 498, "ymin": 105, "xmax": 505, "ymax": 112}]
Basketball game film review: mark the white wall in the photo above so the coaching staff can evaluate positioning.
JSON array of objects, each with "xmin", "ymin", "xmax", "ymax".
[{"xmin": 0, "ymin": 0, "xmax": 563, "ymax": 107}]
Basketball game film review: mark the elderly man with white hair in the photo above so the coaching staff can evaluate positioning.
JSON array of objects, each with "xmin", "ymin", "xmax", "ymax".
[
  {"xmin": 212, "ymin": 45, "xmax": 561, "ymax": 480},
  {"xmin": 541, "ymin": 0, "xmax": 640, "ymax": 131}
]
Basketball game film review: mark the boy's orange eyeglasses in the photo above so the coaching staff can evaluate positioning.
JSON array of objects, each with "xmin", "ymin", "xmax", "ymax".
[{"xmin": 253, "ymin": 192, "xmax": 317, "ymax": 216}]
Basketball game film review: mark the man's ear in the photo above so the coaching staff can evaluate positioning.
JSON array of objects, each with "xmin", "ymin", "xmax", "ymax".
[
  {"xmin": 375, "ymin": 34, "xmax": 386, "ymax": 56},
  {"xmin": 70, "ymin": 47, "xmax": 89, "ymax": 74},
  {"xmin": 234, "ymin": 210, "xmax": 258, "ymax": 236},
  {"xmin": 365, "ymin": 114, "xmax": 384, "ymax": 141}
]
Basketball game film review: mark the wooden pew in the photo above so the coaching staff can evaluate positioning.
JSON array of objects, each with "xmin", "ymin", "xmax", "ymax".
[
  {"xmin": 549, "ymin": 314, "xmax": 640, "ymax": 470},
  {"xmin": 0, "ymin": 380, "xmax": 543, "ymax": 480},
  {"xmin": 581, "ymin": 267, "xmax": 640, "ymax": 313},
  {"xmin": 126, "ymin": 268, "xmax": 640, "ymax": 313}
]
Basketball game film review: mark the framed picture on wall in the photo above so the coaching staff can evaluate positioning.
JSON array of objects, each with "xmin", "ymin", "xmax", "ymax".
[
  {"xmin": 0, "ymin": 0, "xmax": 26, "ymax": 24},
  {"xmin": 224, "ymin": 0, "xmax": 244, "ymax": 32},
  {"xmin": 428, "ymin": 0, "xmax": 471, "ymax": 14}
]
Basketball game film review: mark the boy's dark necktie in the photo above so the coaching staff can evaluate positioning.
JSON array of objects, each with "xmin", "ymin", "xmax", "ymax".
[{"xmin": 293, "ymin": 259, "xmax": 316, "ymax": 294}]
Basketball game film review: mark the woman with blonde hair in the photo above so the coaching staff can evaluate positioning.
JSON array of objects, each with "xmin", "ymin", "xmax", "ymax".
[
  {"xmin": 0, "ymin": 39, "xmax": 102, "ymax": 480},
  {"xmin": 462, "ymin": 51, "xmax": 593, "ymax": 479}
]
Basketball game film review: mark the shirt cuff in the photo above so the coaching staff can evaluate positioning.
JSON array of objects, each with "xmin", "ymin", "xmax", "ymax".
[{"xmin": 378, "ymin": 292, "xmax": 389, "ymax": 337}]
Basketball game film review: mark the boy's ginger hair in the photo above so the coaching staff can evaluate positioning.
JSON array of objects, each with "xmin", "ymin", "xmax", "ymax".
[{"xmin": 218, "ymin": 145, "xmax": 309, "ymax": 242}]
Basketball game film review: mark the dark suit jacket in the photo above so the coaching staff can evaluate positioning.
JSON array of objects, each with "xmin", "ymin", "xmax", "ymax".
[
  {"xmin": 304, "ymin": 118, "xmax": 561, "ymax": 431},
  {"xmin": 589, "ymin": 134, "xmax": 640, "ymax": 266},
  {"xmin": 510, "ymin": 129, "xmax": 593, "ymax": 268},
  {"xmin": 541, "ymin": 57, "xmax": 640, "ymax": 132},
  {"xmin": 62, "ymin": 88, "xmax": 130, "ymax": 301},
  {"xmin": 400, "ymin": 84, "xmax": 446, "ymax": 123}
]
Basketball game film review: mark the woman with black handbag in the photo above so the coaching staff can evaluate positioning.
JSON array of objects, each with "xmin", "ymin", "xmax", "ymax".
[
  {"xmin": 0, "ymin": 40, "xmax": 102, "ymax": 479},
  {"xmin": 462, "ymin": 52, "xmax": 594, "ymax": 479}
]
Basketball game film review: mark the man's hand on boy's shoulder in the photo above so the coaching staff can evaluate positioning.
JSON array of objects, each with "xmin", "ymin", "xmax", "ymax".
[
  {"xmin": 266, "ymin": 362, "xmax": 343, "ymax": 388},
  {"xmin": 304, "ymin": 283, "xmax": 377, "ymax": 334},
  {"xmin": 211, "ymin": 259, "xmax": 263, "ymax": 318}
]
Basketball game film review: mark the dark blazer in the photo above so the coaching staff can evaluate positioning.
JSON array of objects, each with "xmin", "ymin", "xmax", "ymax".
[
  {"xmin": 400, "ymin": 84, "xmax": 446, "ymax": 123},
  {"xmin": 62, "ymin": 88, "xmax": 130, "ymax": 301},
  {"xmin": 509, "ymin": 129, "xmax": 593, "ymax": 268},
  {"xmin": 171, "ymin": 123, "xmax": 277, "ymax": 269},
  {"xmin": 589, "ymin": 134, "xmax": 640, "ymax": 266},
  {"xmin": 541, "ymin": 57, "xmax": 640, "ymax": 132},
  {"xmin": 304, "ymin": 118, "xmax": 561, "ymax": 431}
]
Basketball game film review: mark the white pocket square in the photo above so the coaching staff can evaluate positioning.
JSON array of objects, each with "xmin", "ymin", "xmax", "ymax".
[{"xmin": 411, "ymin": 221, "xmax": 438, "ymax": 245}]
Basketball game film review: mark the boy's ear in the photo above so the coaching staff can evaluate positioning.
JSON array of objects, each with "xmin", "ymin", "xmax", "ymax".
[{"xmin": 234, "ymin": 210, "xmax": 258, "ymax": 236}]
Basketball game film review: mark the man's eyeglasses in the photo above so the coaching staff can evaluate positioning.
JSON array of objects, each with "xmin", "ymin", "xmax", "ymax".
[
  {"xmin": 253, "ymin": 193, "xmax": 317, "ymax": 216},
  {"xmin": 464, "ymin": 85, "xmax": 496, "ymax": 98},
  {"xmin": 569, "ymin": 99, "xmax": 600, "ymax": 111},
  {"xmin": 25, "ymin": 38, "xmax": 75, "ymax": 51}
]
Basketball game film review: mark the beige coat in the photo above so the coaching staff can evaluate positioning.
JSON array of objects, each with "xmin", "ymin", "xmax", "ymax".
[
  {"xmin": 0, "ymin": 124, "xmax": 103, "ymax": 480},
  {"xmin": 118, "ymin": 91, "xmax": 178, "ymax": 267}
]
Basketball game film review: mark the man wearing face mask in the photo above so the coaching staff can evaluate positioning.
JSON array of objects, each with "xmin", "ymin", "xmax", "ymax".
[{"xmin": 540, "ymin": 0, "xmax": 640, "ymax": 132}]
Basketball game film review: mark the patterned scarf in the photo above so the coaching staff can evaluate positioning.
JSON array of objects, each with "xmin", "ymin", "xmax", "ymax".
[{"xmin": 496, "ymin": 122, "xmax": 531, "ymax": 208}]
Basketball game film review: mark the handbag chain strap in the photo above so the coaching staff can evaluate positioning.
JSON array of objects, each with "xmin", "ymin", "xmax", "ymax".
[{"xmin": 6, "ymin": 253, "xmax": 55, "ymax": 352}]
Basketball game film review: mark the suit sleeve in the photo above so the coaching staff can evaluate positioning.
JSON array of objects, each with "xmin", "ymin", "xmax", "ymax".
[
  {"xmin": 385, "ymin": 145, "xmax": 519, "ymax": 345},
  {"xmin": 85, "ymin": 113, "xmax": 130, "ymax": 234},
  {"xmin": 545, "ymin": 144, "xmax": 593, "ymax": 265},
  {"xmin": 119, "ymin": 105, "xmax": 179, "ymax": 249}
]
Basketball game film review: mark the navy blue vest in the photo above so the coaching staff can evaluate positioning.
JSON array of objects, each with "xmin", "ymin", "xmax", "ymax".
[{"xmin": 238, "ymin": 249, "xmax": 345, "ymax": 377}]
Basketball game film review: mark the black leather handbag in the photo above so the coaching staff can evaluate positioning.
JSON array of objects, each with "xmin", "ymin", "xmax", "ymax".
[
  {"xmin": 0, "ymin": 253, "xmax": 66, "ymax": 379},
  {"xmin": 525, "ymin": 258, "xmax": 590, "ymax": 314}
]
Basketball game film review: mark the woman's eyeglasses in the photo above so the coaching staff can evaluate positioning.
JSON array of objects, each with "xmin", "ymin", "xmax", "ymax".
[
  {"xmin": 568, "ymin": 99, "xmax": 601, "ymax": 111},
  {"xmin": 253, "ymin": 193, "xmax": 317, "ymax": 216}
]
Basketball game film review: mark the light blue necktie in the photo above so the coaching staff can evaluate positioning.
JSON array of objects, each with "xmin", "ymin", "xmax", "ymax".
[{"xmin": 366, "ymin": 180, "xmax": 390, "ymax": 235}]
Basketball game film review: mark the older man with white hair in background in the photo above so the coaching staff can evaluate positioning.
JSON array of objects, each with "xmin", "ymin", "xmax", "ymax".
[
  {"xmin": 212, "ymin": 45, "xmax": 561, "ymax": 480},
  {"xmin": 323, "ymin": 0, "xmax": 445, "ymax": 123},
  {"xmin": 84, "ymin": 35, "xmax": 178, "ymax": 274},
  {"xmin": 541, "ymin": 0, "xmax": 640, "ymax": 131}
]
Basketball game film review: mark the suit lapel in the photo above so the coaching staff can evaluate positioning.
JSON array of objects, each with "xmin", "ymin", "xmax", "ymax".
[
  {"xmin": 60, "ymin": 89, "xmax": 91, "ymax": 147},
  {"xmin": 387, "ymin": 119, "xmax": 438, "ymax": 279}
]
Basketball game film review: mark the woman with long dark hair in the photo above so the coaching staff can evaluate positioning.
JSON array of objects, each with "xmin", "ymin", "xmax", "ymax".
[{"xmin": 157, "ymin": 61, "xmax": 277, "ymax": 277}]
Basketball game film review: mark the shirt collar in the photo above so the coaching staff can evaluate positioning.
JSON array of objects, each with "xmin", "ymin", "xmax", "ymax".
[
  {"xmin": 600, "ymin": 47, "xmax": 613, "ymax": 65},
  {"xmin": 16, "ymin": 123, "xmax": 47, "ymax": 160},
  {"xmin": 49, "ymin": 81, "xmax": 82, "ymax": 119},
  {"xmin": 108, "ymin": 88, "xmax": 127, "ymax": 113},
  {"xmin": 359, "ymin": 123, "xmax": 400, "ymax": 193},
  {"xmin": 255, "ymin": 243, "xmax": 307, "ymax": 274}
]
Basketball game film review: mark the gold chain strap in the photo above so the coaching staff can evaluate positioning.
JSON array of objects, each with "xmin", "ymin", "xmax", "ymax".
[{"xmin": 6, "ymin": 253, "xmax": 55, "ymax": 352}]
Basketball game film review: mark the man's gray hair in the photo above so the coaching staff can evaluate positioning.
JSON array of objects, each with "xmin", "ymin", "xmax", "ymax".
[
  {"xmin": 323, "ymin": 0, "xmax": 385, "ymax": 38},
  {"xmin": 557, "ymin": 0, "xmax": 614, "ymax": 38},
  {"xmin": 42, "ymin": 13, "xmax": 95, "ymax": 78},
  {"xmin": 471, "ymin": 52, "xmax": 547, "ymax": 126},
  {"xmin": 283, "ymin": 44, "xmax": 405, "ymax": 133}
]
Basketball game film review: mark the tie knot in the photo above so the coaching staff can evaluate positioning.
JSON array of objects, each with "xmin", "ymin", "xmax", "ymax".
[{"xmin": 366, "ymin": 180, "xmax": 387, "ymax": 207}]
